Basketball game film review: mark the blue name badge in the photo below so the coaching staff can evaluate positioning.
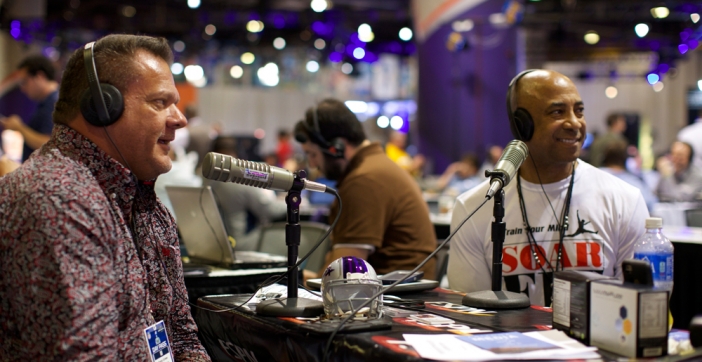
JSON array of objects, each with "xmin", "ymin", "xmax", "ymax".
[{"xmin": 143, "ymin": 320, "xmax": 174, "ymax": 362}]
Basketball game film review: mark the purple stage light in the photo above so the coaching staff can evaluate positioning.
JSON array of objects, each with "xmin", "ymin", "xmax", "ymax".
[{"xmin": 329, "ymin": 52, "xmax": 343, "ymax": 62}]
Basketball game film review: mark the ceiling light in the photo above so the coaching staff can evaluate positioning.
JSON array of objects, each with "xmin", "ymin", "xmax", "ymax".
[
  {"xmin": 653, "ymin": 82, "xmax": 664, "ymax": 92},
  {"xmin": 187, "ymin": 0, "xmax": 200, "ymax": 9},
  {"xmin": 377, "ymin": 116, "xmax": 389, "ymax": 128},
  {"xmin": 341, "ymin": 63, "xmax": 353, "ymax": 74},
  {"xmin": 190, "ymin": 77, "xmax": 207, "ymax": 88},
  {"xmin": 171, "ymin": 62, "xmax": 184, "ymax": 75},
  {"xmin": 230, "ymin": 65, "xmax": 243, "ymax": 79},
  {"xmin": 345, "ymin": 101, "xmax": 368, "ymax": 114},
  {"xmin": 273, "ymin": 37, "xmax": 286, "ymax": 50},
  {"xmin": 488, "ymin": 13, "xmax": 506, "ymax": 26},
  {"xmin": 257, "ymin": 63, "xmax": 279, "ymax": 87},
  {"xmin": 314, "ymin": 39, "xmax": 326, "ymax": 50},
  {"xmin": 634, "ymin": 23, "xmax": 649, "ymax": 38},
  {"xmin": 241, "ymin": 52, "xmax": 255, "ymax": 64},
  {"xmin": 647, "ymin": 73, "xmax": 660, "ymax": 84},
  {"xmin": 584, "ymin": 31, "xmax": 600, "ymax": 45},
  {"xmin": 399, "ymin": 27, "xmax": 413, "ymax": 41},
  {"xmin": 310, "ymin": 0, "xmax": 328, "ymax": 13},
  {"xmin": 353, "ymin": 48, "xmax": 365, "ymax": 59},
  {"xmin": 205, "ymin": 24, "xmax": 216, "ymax": 36},
  {"xmin": 605, "ymin": 86, "xmax": 618, "ymax": 99},
  {"xmin": 692, "ymin": 13, "xmax": 700, "ymax": 23},
  {"xmin": 651, "ymin": 7, "xmax": 669, "ymax": 19},
  {"xmin": 390, "ymin": 116, "xmax": 404, "ymax": 130},
  {"xmin": 451, "ymin": 20, "xmax": 474, "ymax": 32},
  {"xmin": 122, "ymin": 6, "xmax": 136, "ymax": 18},
  {"xmin": 358, "ymin": 24, "xmax": 374, "ymax": 43},
  {"xmin": 173, "ymin": 41, "xmax": 185, "ymax": 52},
  {"xmin": 247, "ymin": 20, "xmax": 264, "ymax": 33},
  {"xmin": 306, "ymin": 60, "xmax": 320, "ymax": 73},
  {"xmin": 184, "ymin": 65, "xmax": 204, "ymax": 81},
  {"xmin": 358, "ymin": 32, "xmax": 374, "ymax": 43}
]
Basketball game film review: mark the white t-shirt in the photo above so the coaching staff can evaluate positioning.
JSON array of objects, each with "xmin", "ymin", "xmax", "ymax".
[{"xmin": 447, "ymin": 161, "xmax": 649, "ymax": 306}]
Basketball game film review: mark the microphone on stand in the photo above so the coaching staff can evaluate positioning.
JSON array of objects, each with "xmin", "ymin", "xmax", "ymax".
[
  {"xmin": 462, "ymin": 139, "xmax": 531, "ymax": 310},
  {"xmin": 202, "ymin": 152, "xmax": 330, "ymax": 194},
  {"xmin": 485, "ymin": 140, "xmax": 529, "ymax": 199},
  {"xmin": 201, "ymin": 151, "xmax": 330, "ymax": 317}
]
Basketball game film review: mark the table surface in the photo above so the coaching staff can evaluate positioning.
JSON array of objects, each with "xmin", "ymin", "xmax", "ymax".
[{"xmin": 193, "ymin": 288, "xmax": 702, "ymax": 362}]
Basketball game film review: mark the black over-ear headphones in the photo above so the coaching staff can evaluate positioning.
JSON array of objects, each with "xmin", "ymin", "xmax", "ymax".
[
  {"xmin": 296, "ymin": 106, "xmax": 345, "ymax": 159},
  {"xmin": 80, "ymin": 41, "xmax": 125, "ymax": 127},
  {"xmin": 506, "ymin": 69, "xmax": 536, "ymax": 141}
]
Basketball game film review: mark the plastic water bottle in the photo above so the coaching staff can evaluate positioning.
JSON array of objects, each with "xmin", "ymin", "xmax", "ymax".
[{"xmin": 633, "ymin": 217, "xmax": 674, "ymax": 295}]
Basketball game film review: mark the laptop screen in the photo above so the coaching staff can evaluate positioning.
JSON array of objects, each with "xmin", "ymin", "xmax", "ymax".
[{"xmin": 165, "ymin": 185, "xmax": 235, "ymax": 265}]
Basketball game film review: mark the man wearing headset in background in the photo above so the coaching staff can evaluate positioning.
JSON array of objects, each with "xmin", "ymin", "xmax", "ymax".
[
  {"xmin": 447, "ymin": 69, "xmax": 649, "ymax": 306},
  {"xmin": 0, "ymin": 35, "xmax": 210, "ymax": 360},
  {"xmin": 0, "ymin": 55, "xmax": 59, "ymax": 161},
  {"xmin": 293, "ymin": 98, "xmax": 437, "ymax": 280}
]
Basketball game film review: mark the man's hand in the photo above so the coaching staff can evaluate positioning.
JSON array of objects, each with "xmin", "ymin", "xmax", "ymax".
[
  {"xmin": 0, "ymin": 156, "xmax": 20, "ymax": 176},
  {"xmin": 0, "ymin": 115, "xmax": 51, "ymax": 151},
  {"xmin": 0, "ymin": 115, "xmax": 27, "ymax": 132}
]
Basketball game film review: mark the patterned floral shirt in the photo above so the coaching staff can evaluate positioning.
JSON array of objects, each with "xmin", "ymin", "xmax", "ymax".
[{"xmin": 0, "ymin": 124, "xmax": 210, "ymax": 361}]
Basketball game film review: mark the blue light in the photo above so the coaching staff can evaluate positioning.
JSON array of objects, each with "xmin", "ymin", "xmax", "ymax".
[
  {"xmin": 679, "ymin": 44, "xmax": 689, "ymax": 54},
  {"xmin": 329, "ymin": 52, "xmax": 342, "ymax": 63},
  {"xmin": 647, "ymin": 73, "xmax": 660, "ymax": 84}
]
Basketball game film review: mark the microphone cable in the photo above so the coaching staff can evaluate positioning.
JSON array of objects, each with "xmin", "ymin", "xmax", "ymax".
[{"xmin": 321, "ymin": 195, "xmax": 491, "ymax": 362}]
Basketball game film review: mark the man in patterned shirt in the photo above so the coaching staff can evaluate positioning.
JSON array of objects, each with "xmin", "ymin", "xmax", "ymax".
[{"xmin": 0, "ymin": 35, "xmax": 210, "ymax": 360}]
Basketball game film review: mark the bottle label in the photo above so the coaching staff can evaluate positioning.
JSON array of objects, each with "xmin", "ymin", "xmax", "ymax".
[{"xmin": 633, "ymin": 253, "xmax": 674, "ymax": 282}]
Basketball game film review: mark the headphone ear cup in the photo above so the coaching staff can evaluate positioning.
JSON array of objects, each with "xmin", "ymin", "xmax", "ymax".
[
  {"xmin": 80, "ymin": 83, "xmax": 124, "ymax": 127},
  {"xmin": 330, "ymin": 138, "xmax": 345, "ymax": 158},
  {"xmin": 513, "ymin": 108, "xmax": 534, "ymax": 141}
]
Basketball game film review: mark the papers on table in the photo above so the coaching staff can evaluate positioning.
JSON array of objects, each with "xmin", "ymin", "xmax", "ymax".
[{"xmin": 403, "ymin": 330, "xmax": 600, "ymax": 361}]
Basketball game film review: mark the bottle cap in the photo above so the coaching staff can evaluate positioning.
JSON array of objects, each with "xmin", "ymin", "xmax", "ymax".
[{"xmin": 645, "ymin": 217, "xmax": 663, "ymax": 229}]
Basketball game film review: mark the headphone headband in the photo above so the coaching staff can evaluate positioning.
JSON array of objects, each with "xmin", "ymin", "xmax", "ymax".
[
  {"xmin": 83, "ymin": 42, "xmax": 110, "ymax": 124},
  {"xmin": 506, "ymin": 69, "xmax": 534, "ymax": 116},
  {"xmin": 295, "ymin": 106, "xmax": 345, "ymax": 158},
  {"xmin": 506, "ymin": 69, "xmax": 537, "ymax": 141}
]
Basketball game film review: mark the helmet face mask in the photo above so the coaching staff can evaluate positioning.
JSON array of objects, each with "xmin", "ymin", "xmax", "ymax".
[{"xmin": 321, "ymin": 256, "xmax": 383, "ymax": 319}]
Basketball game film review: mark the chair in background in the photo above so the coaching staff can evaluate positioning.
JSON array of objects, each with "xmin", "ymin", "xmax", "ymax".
[
  {"xmin": 685, "ymin": 209, "xmax": 702, "ymax": 227},
  {"xmin": 256, "ymin": 221, "xmax": 331, "ymax": 272}
]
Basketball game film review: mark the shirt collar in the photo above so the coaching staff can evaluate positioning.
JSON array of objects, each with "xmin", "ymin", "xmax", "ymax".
[
  {"xmin": 50, "ymin": 123, "xmax": 138, "ymax": 214},
  {"xmin": 337, "ymin": 142, "xmax": 382, "ymax": 186}
]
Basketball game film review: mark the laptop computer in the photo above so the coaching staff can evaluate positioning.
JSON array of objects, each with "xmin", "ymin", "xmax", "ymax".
[{"xmin": 165, "ymin": 185, "xmax": 287, "ymax": 270}]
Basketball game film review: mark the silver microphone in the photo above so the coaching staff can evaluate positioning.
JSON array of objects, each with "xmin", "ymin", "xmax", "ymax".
[
  {"xmin": 202, "ymin": 152, "xmax": 328, "ymax": 193},
  {"xmin": 485, "ymin": 140, "xmax": 529, "ymax": 199}
]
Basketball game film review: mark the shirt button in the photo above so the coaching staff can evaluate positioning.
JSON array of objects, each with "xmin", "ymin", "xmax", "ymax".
[{"xmin": 111, "ymin": 193, "xmax": 116, "ymax": 199}]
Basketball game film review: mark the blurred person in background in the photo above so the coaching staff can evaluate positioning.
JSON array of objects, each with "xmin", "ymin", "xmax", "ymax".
[
  {"xmin": 276, "ymin": 129, "xmax": 294, "ymax": 167},
  {"xmin": 600, "ymin": 139, "xmax": 658, "ymax": 211},
  {"xmin": 184, "ymin": 104, "xmax": 219, "ymax": 170},
  {"xmin": 478, "ymin": 144, "xmax": 503, "ymax": 176},
  {"xmin": 386, "ymin": 130, "xmax": 426, "ymax": 177},
  {"xmin": 677, "ymin": 110, "xmax": 702, "ymax": 169},
  {"xmin": 436, "ymin": 153, "xmax": 482, "ymax": 197},
  {"xmin": 204, "ymin": 135, "xmax": 286, "ymax": 250},
  {"xmin": 0, "ymin": 55, "xmax": 59, "ymax": 161},
  {"xmin": 294, "ymin": 98, "xmax": 436, "ymax": 279},
  {"xmin": 656, "ymin": 140, "xmax": 702, "ymax": 202},
  {"xmin": 587, "ymin": 113, "xmax": 627, "ymax": 167}
]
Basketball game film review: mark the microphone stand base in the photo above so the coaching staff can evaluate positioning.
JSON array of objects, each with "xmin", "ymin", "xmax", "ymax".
[
  {"xmin": 462, "ymin": 290, "xmax": 530, "ymax": 310},
  {"xmin": 256, "ymin": 297, "xmax": 325, "ymax": 317}
]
